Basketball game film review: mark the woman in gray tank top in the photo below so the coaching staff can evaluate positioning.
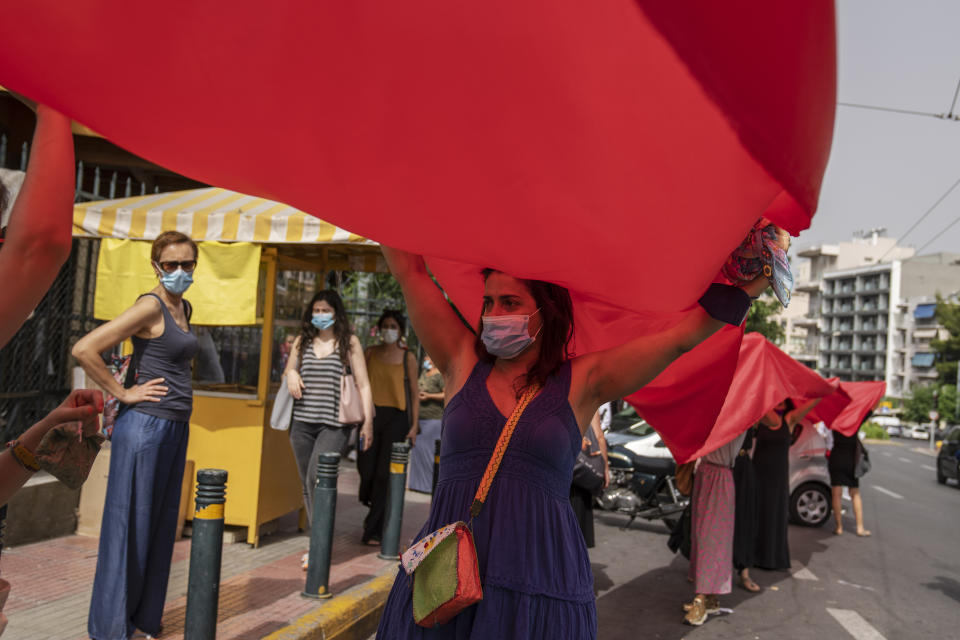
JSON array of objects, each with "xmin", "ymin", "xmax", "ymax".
[{"xmin": 72, "ymin": 230, "xmax": 200, "ymax": 640}]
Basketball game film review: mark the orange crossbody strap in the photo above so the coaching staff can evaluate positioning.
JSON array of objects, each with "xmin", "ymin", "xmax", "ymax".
[{"xmin": 469, "ymin": 382, "xmax": 542, "ymax": 520}]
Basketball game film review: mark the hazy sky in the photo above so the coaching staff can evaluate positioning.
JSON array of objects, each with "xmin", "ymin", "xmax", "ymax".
[{"xmin": 801, "ymin": 0, "xmax": 960, "ymax": 255}]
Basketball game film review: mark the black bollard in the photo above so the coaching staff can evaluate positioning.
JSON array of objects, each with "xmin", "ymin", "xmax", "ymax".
[
  {"xmin": 302, "ymin": 451, "xmax": 340, "ymax": 599},
  {"xmin": 378, "ymin": 442, "xmax": 410, "ymax": 560},
  {"xmin": 431, "ymin": 439, "xmax": 441, "ymax": 500},
  {"xmin": 184, "ymin": 469, "xmax": 228, "ymax": 640}
]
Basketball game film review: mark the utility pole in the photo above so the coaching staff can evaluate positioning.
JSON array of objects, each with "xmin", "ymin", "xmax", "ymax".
[{"xmin": 931, "ymin": 386, "xmax": 940, "ymax": 451}]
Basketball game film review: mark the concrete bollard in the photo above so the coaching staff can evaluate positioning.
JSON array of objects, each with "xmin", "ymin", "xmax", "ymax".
[
  {"xmin": 378, "ymin": 442, "xmax": 410, "ymax": 560},
  {"xmin": 431, "ymin": 439, "xmax": 441, "ymax": 501},
  {"xmin": 184, "ymin": 468, "xmax": 228, "ymax": 640},
  {"xmin": 302, "ymin": 452, "xmax": 340, "ymax": 600}
]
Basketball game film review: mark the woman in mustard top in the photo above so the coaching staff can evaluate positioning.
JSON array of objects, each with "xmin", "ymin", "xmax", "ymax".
[{"xmin": 359, "ymin": 309, "xmax": 419, "ymax": 545}]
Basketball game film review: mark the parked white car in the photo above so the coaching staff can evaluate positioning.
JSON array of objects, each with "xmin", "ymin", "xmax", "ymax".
[
  {"xmin": 910, "ymin": 424, "xmax": 930, "ymax": 440},
  {"xmin": 872, "ymin": 415, "xmax": 903, "ymax": 437}
]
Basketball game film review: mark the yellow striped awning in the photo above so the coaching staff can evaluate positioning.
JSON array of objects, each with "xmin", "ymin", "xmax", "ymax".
[{"xmin": 73, "ymin": 187, "xmax": 374, "ymax": 245}]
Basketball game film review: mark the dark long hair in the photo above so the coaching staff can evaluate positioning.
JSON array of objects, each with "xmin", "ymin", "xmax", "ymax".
[
  {"xmin": 475, "ymin": 269, "xmax": 575, "ymax": 397},
  {"xmin": 377, "ymin": 309, "xmax": 407, "ymax": 334},
  {"xmin": 297, "ymin": 290, "xmax": 353, "ymax": 370}
]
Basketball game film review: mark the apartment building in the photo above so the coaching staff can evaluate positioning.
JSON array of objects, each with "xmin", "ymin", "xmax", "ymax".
[
  {"xmin": 897, "ymin": 296, "xmax": 948, "ymax": 391},
  {"xmin": 783, "ymin": 230, "xmax": 915, "ymax": 370},
  {"xmin": 817, "ymin": 253, "xmax": 960, "ymax": 397}
]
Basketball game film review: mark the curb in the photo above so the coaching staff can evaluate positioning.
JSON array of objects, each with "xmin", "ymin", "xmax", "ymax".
[{"xmin": 264, "ymin": 569, "xmax": 396, "ymax": 640}]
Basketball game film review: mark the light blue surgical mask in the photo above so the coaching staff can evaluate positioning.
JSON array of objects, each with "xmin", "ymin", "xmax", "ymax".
[
  {"xmin": 480, "ymin": 309, "xmax": 540, "ymax": 359},
  {"xmin": 311, "ymin": 312, "xmax": 335, "ymax": 330},
  {"xmin": 158, "ymin": 267, "xmax": 193, "ymax": 295}
]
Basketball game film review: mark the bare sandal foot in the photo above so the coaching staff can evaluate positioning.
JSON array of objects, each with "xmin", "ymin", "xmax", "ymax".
[
  {"xmin": 833, "ymin": 526, "xmax": 843, "ymax": 535},
  {"xmin": 740, "ymin": 574, "xmax": 761, "ymax": 593},
  {"xmin": 856, "ymin": 529, "xmax": 871, "ymax": 537}
]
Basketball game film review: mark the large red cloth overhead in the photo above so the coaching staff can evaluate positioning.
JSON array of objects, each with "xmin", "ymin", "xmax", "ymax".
[
  {"xmin": 817, "ymin": 381, "xmax": 887, "ymax": 437},
  {"xmin": 0, "ymin": 2, "xmax": 836, "ymax": 446},
  {"xmin": 676, "ymin": 333, "xmax": 842, "ymax": 463}
]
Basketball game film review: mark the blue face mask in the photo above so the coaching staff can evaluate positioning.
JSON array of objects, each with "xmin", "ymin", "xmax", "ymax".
[
  {"xmin": 311, "ymin": 312, "xmax": 335, "ymax": 330},
  {"xmin": 481, "ymin": 309, "xmax": 540, "ymax": 359},
  {"xmin": 158, "ymin": 267, "xmax": 193, "ymax": 295}
]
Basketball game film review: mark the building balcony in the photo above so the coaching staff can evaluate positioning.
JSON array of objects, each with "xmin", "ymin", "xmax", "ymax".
[
  {"xmin": 823, "ymin": 368, "xmax": 854, "ymax": 377},
  {"xmin": 795, "ymin": 281, "xmax": 822, "ymax": 293},
  {"xmin": 794, "ymin": 317, "xmax": 820, "ymax": 328}
]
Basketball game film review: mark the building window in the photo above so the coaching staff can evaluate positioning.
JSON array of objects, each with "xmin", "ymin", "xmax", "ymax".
[
  {"xmin": 914, "ymin": 303, "xmax": 937, "ymax": 320},
  {"xmin": 911, "ymin": 352, "xmax": 936, "ymax": 368}
]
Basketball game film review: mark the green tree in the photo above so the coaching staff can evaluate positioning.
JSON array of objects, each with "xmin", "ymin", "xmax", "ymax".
[
  {"xmin": 938, "ymin": 384, "xmax": 958, "ymax": 424},
  {"xmin": 931, "ymin": 295, "xmax": 960, "ymax": 386},
  {"xmin": 745, "ymin": 292, "xmax": 786, "ymax": 344},
  {"xmin": 902, "ymin": 384, "xmax": 935, "ymax": 424}
]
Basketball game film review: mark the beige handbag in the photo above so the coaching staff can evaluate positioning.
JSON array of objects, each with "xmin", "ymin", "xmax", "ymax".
[{"xmin": 339, "ymin": 365, "xmax": 365, "ymax": 425}]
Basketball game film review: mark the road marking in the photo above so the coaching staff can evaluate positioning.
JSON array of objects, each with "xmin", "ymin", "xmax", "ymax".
[
  {"xmin": 873, "ymin": 485, "xmax": 903, "ymax": 500},
  {"xmin": 898, "ymin": 457, "xmax": 911, "ymax": 463},
  {"xmin": 793, "ymin": 567, "xmax": 819, "ymax": 581},
  {"xmin": 922, "ymin": 464, "xmax": 936, "ymax": 471},
  {"xmin": 837, "ymin": 580, "xmax": 877, "ymax": 592},
  {"xmin": 827, "ymin": 608, "xmax": 887, "ymax": 640}
]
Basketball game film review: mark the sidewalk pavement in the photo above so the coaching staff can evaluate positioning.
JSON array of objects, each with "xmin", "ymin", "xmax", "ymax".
[{"xmin": 2, "ymin": 463, "xmax": 431, "ymax": 639}]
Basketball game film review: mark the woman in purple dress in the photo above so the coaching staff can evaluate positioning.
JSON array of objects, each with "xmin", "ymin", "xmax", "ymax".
[{"xmin": 376, "ymin": 247, "xmax": 767, "ymax": 639}]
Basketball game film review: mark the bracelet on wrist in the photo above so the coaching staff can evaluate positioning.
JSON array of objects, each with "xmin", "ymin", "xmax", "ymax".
[{"xmin": 6, "ymin": 439, "xmax": 40, "ymax": 472}]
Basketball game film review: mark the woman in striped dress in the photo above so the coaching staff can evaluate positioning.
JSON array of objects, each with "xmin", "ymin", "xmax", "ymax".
[{"xmin": 284, "ymin": 290, "xmax": 374, "ymax": 562}]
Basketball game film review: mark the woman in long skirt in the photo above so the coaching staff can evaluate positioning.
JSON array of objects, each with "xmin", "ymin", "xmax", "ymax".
[
  {"xmin": 752, "ymin": 398, "xmax": 819, "ymax": 571},
  {"xmin": 684, "ymin": 432, "xmax": 745, "ymax": 626},
  {"xmin": 374, "ymin": 247, "xmax": 767, "ymax": 639}
]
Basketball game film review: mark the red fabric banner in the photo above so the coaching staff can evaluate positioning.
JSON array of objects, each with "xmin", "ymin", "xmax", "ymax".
[
  {"xmin": 674, "ymin": 333, "xmax": 841, "ymax": 462},
  {"xmin": 0, "ymin": 1, "xmax": 836, "ymax": 450},
  {"xmin": 818, "ymin": 381, "xmax": 887, "ymax": 437}
]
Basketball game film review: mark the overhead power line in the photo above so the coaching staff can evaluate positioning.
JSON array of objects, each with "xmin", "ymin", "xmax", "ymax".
[
  {"xmin": 878, "ymin": 175, "xmax": 960, "ymax": 261},
  {"xmin": 837, "ymin": 101, "xmax": 957, "ymax": 120},
  {"xmin": 915, "ymin": 211, "xmax": 960, "ymax": 255}
]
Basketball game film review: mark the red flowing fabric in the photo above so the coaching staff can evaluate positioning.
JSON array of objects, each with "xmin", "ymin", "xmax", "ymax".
[
  {"xmin": 676, "ymin": 333, "xmax": 841, "ymax": 463},
  {"xmin": 817, "ymin": 381, "xmax": 887, "ymax": 437},
  {"xmin": 0, "ymin": 1, "xmax": 836, "ymax": 447}
]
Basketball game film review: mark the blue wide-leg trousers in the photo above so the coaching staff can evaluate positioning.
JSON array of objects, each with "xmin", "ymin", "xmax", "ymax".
[{"xmin": 88, "ymin": 409, "xmax": 189, "ymax": 640}]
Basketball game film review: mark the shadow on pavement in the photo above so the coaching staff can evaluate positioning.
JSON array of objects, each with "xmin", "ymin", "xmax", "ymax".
[
  {"xmin": 594, "ymin": 511, "xmax": 672, "ymax": 536},
  {"xmin": 596, "ymin": 548, "xmax": 811, "ymax": 638},
  {"xmin": 160, "ymin": 576, "xmax": 305, "ymax": 635},
  {"xmin": 786, "ymin": 522, "xmax": 834, "ymax": 568},
  {"xmin": 924, "ymin": 575, "xmax": 960, "ymax": 604},
  {"xmin": 591, "ymin": 563, "xmax": 615, "ymax": 595}
]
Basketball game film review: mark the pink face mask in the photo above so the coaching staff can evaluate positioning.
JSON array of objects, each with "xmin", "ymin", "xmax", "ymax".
[{"xmin": 481, "ymin": 309, "xmax": 540, "ymax": 359}]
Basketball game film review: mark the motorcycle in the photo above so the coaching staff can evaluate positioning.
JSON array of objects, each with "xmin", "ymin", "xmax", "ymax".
[{"xmin": 597, "ymin": 425, "xmax": 688, "ymax": 531}]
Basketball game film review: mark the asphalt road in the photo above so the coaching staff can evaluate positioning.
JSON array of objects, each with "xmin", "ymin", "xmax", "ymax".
[
  {"xmin": 367, "ymin": 439, "xmax": 959, "ymax": 639},
  {"xmin": 592, "ymin": 439, "xmax": 960, "ymax": 639}
]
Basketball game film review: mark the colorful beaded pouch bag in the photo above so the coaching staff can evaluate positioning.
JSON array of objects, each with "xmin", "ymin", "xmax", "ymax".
[{"xmin": 401, "ymin": 383, "xmax": 541, "ymax": 627}]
